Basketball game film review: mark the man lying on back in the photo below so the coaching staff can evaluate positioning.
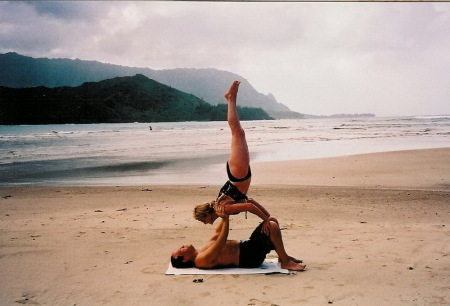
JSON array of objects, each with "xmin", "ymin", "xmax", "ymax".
[{"xmin": 171, "ymin": 214, "xmax": 305, "ymax": 271}]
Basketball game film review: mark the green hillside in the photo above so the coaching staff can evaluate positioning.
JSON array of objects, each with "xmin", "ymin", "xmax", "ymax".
[
  {"xmin": 0, "ymin": 74, "xmax": 273, "ymax": 124},
  {"xmin": 0, "ymin": 52, "xmax": 304, "ymax": 119}
]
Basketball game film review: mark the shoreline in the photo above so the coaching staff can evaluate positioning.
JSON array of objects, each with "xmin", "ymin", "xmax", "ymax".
[{"xmin": 1, "ymin": 147, "xmax": 449, "ymax": 188}]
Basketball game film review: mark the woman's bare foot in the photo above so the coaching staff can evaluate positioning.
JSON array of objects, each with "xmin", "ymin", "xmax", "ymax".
[
  {"xmin": 224, "ymin": 81, "xmax": 241, "ymax": 101},
  {"xmin": 281, "ymin": 259, "xmax": 306, "ymax": 271}
]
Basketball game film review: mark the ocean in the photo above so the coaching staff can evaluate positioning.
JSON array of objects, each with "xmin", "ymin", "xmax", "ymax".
[{"xmin": 1, "ymin": 116, "xmax": 449, "ymax": 186}]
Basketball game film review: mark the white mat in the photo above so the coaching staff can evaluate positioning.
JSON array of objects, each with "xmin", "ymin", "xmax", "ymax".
[{"xmin": 165, "ymin": 258, "xmax": 289, "ymax": 275}]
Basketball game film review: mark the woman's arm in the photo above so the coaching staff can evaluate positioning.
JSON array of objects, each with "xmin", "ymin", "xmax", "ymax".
[
  {"xmin": 248, "ymin": 199, "xmax": 278, "ymax": 224},
  {"xmin": 224, "ymin": 200, "xmax": 274, "ymax": 235},
  {"xmin": 223, "ymin": 202, "xmax": 270, "ymax": 222},
  {"xmin": 247, "ymin": 198, "xmax": 270, "ymax": 217}
]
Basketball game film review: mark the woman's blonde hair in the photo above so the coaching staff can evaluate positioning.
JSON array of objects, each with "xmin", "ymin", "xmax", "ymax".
[{"xmin": 193, "ymin": 201, "xmax": 215, "ymax": 221}]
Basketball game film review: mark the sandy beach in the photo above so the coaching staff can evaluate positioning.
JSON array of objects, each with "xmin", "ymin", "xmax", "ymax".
[{"xmin": 0, "ymin": 148, "xmax": 449, "ymax": 306}]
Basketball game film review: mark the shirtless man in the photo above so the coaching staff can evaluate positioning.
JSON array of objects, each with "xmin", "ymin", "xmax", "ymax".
[{"xmin": 171, "ymin": 214, "xmax": 306, "ymax": 271}]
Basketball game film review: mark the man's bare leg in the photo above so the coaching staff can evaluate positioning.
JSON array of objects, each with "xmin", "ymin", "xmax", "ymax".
[
  {"xmin": 225, "ymin": 81, "xmax": 251, "ymax": 194},
  {"xmin": 268, "ymin": 221, "xmax": 306, "ymax": 271}
]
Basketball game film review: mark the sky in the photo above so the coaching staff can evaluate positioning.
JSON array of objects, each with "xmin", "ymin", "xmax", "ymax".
[{"xmin": 1, "ymin": 1, "xmax": 449, "ymax": 117}]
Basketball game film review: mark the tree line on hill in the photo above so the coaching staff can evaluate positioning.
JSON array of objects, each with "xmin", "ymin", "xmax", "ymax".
[{"xmin": 0, "ymin": 74, "xmax": 273, "ymax": 125}]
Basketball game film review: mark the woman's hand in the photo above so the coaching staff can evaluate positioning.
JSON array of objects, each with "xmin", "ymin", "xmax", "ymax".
[
  {"xmin": 261, "ymin": 220, "xmax": 271, "ymax": 236},
  {"xmin": 268, "ymin": 216, "xmax": 279, "ymax": 225}
]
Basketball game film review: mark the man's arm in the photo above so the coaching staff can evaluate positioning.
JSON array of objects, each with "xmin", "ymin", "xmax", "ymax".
[
  {"xmin": 195, "ymin": 216, "xmax": 230, "ymax": 268},
  {"xmin": 209, "ymin": 217, "xmax": 226, "ymax": 241}
]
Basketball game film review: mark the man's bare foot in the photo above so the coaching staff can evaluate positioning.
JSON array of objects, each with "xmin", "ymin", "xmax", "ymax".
[
  {"xmin": 281, "ymin": 260, "xmax": 306, "ymax": 271},
  {"xmin": 224, "ymin": 81, "xmax": 241, "ymax": 101},
  {"xmin": 279, "ymin": 256, "xmax": 303, "ymax": 264}
]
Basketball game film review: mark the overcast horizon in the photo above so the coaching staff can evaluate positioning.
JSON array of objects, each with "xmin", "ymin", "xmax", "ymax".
[{"xmin": 1, "ymin": 1, "xmax": 449, "ymax": 117}]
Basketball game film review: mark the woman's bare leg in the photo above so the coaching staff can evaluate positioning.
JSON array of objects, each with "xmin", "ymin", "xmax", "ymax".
[{"xmin": 225, "ymin": 81, "xmax": 251, "ymax": 194}]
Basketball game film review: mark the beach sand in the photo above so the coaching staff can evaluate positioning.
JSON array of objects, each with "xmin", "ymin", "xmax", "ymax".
[{"xmin": 0, "ymin": 148, "xmax": 449, "ymax": 305}]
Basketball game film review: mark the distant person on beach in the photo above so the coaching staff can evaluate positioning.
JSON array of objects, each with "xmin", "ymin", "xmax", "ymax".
[
  {"xmin": 193, "ymin": 81, "xmax": 276, "ymax": 233},
  {"xmin": 171, "ymin": 213, "xmax": 305, "ymax": 271}
]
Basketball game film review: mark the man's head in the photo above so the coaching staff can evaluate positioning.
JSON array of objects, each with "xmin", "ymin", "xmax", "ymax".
[
  {"xmin": 193, "ymin": 201, "xmax": 217, "ymax": 224},
  {"xmin": 170, "ymin": 244, "xmax": 196, "ymax": 268}
]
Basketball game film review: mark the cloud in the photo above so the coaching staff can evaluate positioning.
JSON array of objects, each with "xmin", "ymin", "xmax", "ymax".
[{"xmin": 0, "ymin": 1, "xmax": 449, "ymax": 116}]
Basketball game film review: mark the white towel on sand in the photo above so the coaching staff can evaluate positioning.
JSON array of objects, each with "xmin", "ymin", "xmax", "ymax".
[{"xmin": 165, "ymin": 258, "xmax": 289, "ymax": 275}]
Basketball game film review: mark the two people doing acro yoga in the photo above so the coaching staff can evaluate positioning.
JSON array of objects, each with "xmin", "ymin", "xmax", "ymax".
[{"xmin": 171, "ymin": 81, "xmax": 305, "ymax": 271}]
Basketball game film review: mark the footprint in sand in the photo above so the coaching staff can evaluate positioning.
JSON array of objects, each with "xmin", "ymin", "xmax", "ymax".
[
  {"xmin": 15, "ymin": 293, "xmax": 39, "ymax": 305},
  {"xmin": 247, "ymin": 298, "xmax": 278, "ymax": 306},
  {"xmin": 141, "ymin": 267, "xmax": 156, "ymax": 274},
  {"xmin": 316, "ymin": 262, "xmax": 337, "ymax": 270}
]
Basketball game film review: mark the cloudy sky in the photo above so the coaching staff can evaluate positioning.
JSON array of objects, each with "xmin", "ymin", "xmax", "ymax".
[{"xmin": 1, "ymin": 1, "xmax": 449, "ymax": 116}]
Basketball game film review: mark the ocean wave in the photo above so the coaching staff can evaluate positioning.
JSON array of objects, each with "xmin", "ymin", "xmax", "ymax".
[
  {"xmin": 1, "ymin": 118, "xmax": 448, "ymax": 174},
  {"xmin": 82, "ymin": 161, "xmax": 171, "ymax": 173},
  {"xmin": 413, "ymin": 115, "xmax": 450, "ymax": 120}
]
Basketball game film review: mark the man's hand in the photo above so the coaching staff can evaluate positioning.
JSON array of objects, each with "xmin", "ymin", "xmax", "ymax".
[
  {"xmin": 216, "ymin": 194, "xmax": 235, "ymax": 206},
  {"xmin": 215, "ymin": 194, "xmax": 236, "ymax": 218},
  {"xmin": 216, "ymin": 212, "xmax": 230, "ymax": 220}
]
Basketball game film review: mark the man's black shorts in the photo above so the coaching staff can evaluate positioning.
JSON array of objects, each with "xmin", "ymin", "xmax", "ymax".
[{"xmin": 239, "ymin": 222, "xmax": 275, "ymax": 268}]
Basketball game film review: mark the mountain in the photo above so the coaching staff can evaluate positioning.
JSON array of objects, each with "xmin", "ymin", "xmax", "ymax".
[
  {"xmin": 0, "ymin": 52, "xmax": 302, "ymax": 119},
  {"xmin": 0, "ymin": 74, "xmax": 273, "ymax": 124}
]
